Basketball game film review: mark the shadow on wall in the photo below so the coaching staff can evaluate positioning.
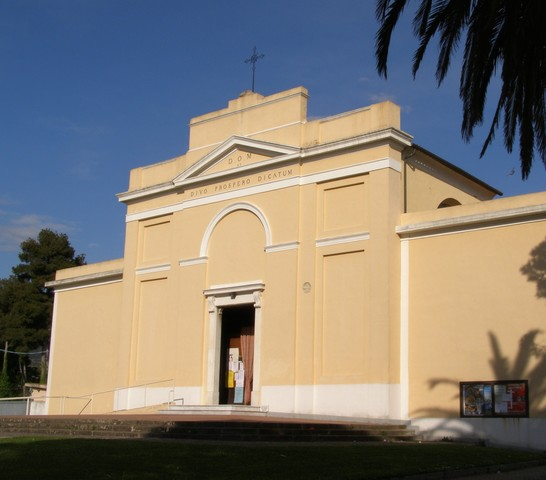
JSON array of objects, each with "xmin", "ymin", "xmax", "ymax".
[
  {"xmin": 410, "ymin": 239, "xmax": 546, "ymax": 442},
  {"xmin": 411, "ymin": 330, "xmax": 546, "ymax": 441},
  {"xmin": 488, "ymin": 330, "xmax": 546, "ymax": 415},
  {"xmin": 413, "ymin": 330, "xmax": 546, "ymax": 417},
  {"xmin": 521, "ymin": 236, "xmax": 546, "ymax": 299}
]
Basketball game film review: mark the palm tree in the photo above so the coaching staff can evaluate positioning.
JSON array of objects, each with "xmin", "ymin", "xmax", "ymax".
[{"xmin": 375, "ymin": 0, "xmax": 546, "ymax": 179}]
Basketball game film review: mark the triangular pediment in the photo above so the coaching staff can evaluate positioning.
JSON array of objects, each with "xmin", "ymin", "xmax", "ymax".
[{"xmin": 173, "ymin": 136, "xmax": 299, "ymax": 187}]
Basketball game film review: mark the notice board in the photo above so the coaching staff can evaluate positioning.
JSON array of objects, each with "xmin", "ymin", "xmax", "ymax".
[{"xmin": 460, "ymin": 380, "xmax": 529, "ymax": 418}]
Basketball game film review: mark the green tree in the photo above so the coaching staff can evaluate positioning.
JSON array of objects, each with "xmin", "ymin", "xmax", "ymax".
[
  {"xmin": 0, "ymin": 229, "xmax": 85, "ymax": 392},
  {"xmin": 0, "ymin": 341, "xmax": 12, "ymax": 398},
  {"xmin": 375, "ymin": 0, "xmax": 546, "ymax": 179}
]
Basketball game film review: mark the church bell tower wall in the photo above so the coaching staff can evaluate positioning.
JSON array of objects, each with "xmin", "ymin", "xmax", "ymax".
[{"xmin": 186, "ymin": 87, "xmax": 309, "ymax": 166}]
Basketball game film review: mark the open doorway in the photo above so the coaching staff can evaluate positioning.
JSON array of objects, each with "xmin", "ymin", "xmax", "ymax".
[{"xmin": 218, "ymin": 305, "xmax": 255, "ymax": 405}]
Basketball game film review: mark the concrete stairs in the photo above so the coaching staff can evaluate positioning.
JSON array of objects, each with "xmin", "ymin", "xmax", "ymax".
[
  {"xmin": 162, "ymin": 405, "xmax": 268, "ymax": 416},
  {"xmin": 0, "ymin": 415, "xmax": 419, "ymax": 442}
]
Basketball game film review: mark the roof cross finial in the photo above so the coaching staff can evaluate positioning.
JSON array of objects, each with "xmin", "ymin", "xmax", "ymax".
[{"xmin": 244, "ymin": 46, "xmax": 265, "ymax": 92}]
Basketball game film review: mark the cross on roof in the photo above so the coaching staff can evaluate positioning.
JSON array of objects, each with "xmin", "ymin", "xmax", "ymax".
[{"xmin": 244, "ymin": 46, "xmax": 265, "ymax": 92}]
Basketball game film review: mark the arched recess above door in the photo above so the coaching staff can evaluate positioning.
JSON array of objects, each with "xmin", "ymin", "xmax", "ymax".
[
  {"xmin": 204, "ymin": 203, "xmax": 269, "ymax": 286},
  {"xmin": 199, "ymin": 202, "xmax": 272, "ymax": 258}
]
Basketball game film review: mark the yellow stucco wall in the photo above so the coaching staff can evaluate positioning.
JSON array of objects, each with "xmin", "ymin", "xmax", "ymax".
[
  {"xmin": 402, "ymin": 194, "xmax": 546, "ymax": 419},
  {"xmin": 207, "ymin": 209, "xmax": 266, "ymax": 285},
  {"xmin": 47, "ymin": 280, "xmax": 123, "ymax": 414},
  {"xmin": 404, "ymin": 149, "xmax": 498, "ymax": 213},
  {"xmin": 47, "ymin": 86, "xmax": 542, "ymax": 425}
]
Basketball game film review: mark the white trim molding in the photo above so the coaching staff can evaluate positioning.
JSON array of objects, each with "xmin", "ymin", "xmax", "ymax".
[
  {"xmin": 175, "ymin": 135, "xmax": 299, "ymax": 185},
  {"xmin": 118, "ymin": 127, "xmax": 410, "ymax": 205},
  {"xmin": 200, "ymin": 202, "xmax": 272, "ymax": 257},
  {"xmin": 265, "ymin": 241, "xmax": 299, "ymax": 253},
  {"xmin": 204, "ymin": 281, "xmax": 265, "ymax": 299},
  {"xmin": 179, "ymin": 256, "xmax": 208, "ymax": 267},
  {"xmin": 135, "ymin": 263, "xmax": 171, "ymax": 276},
  {"xmin": 45, "ymin": 269, "xmax": 123, "ymax": 292},
  {"xmin": 316, "ymin": 232, "xmax": 370, "ymax": 248},
  {"xmin": 397, "ymin": 203, "xmax": 546, "ymax": 238},
  {"xmin": 399, "ymin": 239, "xmax": 410, "ymax": 419},
  {"xmin": 124, "ymin": 158, "xmax": 402, "ymax": 224}
]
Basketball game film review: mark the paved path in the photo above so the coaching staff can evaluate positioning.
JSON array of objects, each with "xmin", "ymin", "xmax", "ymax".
[{"xmin": 427, "ymin": 463, "xmax": 546, "ymax": 479}]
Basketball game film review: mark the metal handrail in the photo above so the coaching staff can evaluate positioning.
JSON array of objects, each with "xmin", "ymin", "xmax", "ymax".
[
  {"xmin": 0, "ymin": 395, "xmax": 87, "ymax": 415},
  {"xmin": 80, "ymin": 378, "xmax": 176, "ymax": 414},
  {"xmin": 0, "ymin": 379, "xmax": 175, "ymax": 415},
  {"xmin": 113, "ymin": 378, "xmax": 174, "ymax": 392},
  {"xmin": 112, "ymin": 378, "xmax": 175, "ymax": 413},
  {"xmin": 0, "ymin": 396, "xmax": 34, "ymax": 415}
]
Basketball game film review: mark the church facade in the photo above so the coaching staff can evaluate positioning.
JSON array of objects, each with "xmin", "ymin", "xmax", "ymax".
[{"xmin": 46, "ymin": 87, "xmax": 546, "ymax": 448}]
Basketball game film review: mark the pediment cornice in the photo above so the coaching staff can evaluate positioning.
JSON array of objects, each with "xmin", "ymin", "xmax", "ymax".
[
  {"xmin": 117, "ymin": 128, "xmax": 412, "ymax": 204},
  {"xmin": 174, "ymin": 136, "xmax": 299, "ymax": 184},
  {"xmin": 171, "ymin": 136, "xmax": 300, "ymax": 191}
]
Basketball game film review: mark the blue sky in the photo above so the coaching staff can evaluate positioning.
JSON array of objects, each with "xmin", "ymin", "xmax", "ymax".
[{"xmin": 1, "ymin": 0, "xmax": 545, "ymax": 278}]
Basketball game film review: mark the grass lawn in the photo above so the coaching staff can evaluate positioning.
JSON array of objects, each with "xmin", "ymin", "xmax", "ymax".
[{"xmin": 0, "ymin": 437, "xmax": 545, "ymax": 479}]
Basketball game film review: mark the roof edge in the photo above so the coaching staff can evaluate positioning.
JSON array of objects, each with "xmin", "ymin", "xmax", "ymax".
[{"xmin": 413, "ymin": 144, "xmax": 502, "ymax": 197}]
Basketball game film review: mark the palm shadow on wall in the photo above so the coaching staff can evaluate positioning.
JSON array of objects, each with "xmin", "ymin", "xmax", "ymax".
[
  {"xmin": 412, "ymin": 237, "xmax": 546, "ymax": 425},
  {"xmin": 488, "ymin": 329, "xmax": 546, "ymax": 415},
  {"xmin": 414, "ymin": 330, "xmax": 546, "ymax": 419},
  {"xmin": 521, "ymin": 236, "xmax": 546, "ymax": 299}
]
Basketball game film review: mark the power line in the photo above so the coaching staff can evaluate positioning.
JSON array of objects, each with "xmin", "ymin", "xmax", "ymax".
[{"xmin": 0, "ymin": 347, "xmax": 48, "ymax": 356}]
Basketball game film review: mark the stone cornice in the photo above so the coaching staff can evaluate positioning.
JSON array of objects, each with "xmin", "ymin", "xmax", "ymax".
[
  {"xmin": 45, "ymin": 269, "xmax": 123, "ymax": 291},
  {"xmin": 117, "ymin": 128, "xmax": 412, "ymax": 204},
  {"xmin": 396, "ymin": 203, "xmax": 546, "ymax": 238}
]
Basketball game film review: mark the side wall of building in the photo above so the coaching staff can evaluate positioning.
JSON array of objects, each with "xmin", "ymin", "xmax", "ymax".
[
  {"xmin": 400, "ymin": 192, "xmax": 546, "ymax": 448},
  {"xmin": 47, "ymin": 278, "xmax": 123, "ymax": 414}
]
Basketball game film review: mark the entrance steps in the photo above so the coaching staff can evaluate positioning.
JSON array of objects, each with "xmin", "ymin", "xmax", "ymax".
[
  {"xmin": 161, "ymin": 404, "xmax": 268, "ymax": 416},
  {"xmin": 0, "ymin": 414, "xmax": 419, "ymax": 442}
]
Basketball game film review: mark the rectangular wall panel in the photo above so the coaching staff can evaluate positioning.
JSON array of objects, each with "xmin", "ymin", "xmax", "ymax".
[
  {"xmin": 135, "ymin": 278, "xmax": 175, "ymax": 383},
  {"xmin": 321, "ymin": 250, "xmax": 367, "ymax": 377},
  {"xmin": 140, "ymin": 219, "xmax": 171, "ymax": 264}
]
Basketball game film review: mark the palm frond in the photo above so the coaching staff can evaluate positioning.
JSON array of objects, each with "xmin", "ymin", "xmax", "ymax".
[
  {"xmin": 435, "ymin": 0, "xmax": 471, "ymax": 83},
  {"xmin": 375, "ymin": 0, "xmax": 411, "ymax": 78},
  {"xmin": 460, "ymin": 1, "xmax": 504, "ymax": 140},
  {"xmin": 411, "ymin": 1, "xmax": 443, "ymax": 77},
  {"xmin": 412, "ymin": 0, "xmax": 432, "ymax": 36},
  {"xmin": 375, "ymin": 0, "xmax": 546, "ymax": 179}
]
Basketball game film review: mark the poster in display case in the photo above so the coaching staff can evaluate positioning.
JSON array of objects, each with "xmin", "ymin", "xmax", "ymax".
[{"xmin": 460, "ymin": 380, "xmax": 529, "ymax": 418}]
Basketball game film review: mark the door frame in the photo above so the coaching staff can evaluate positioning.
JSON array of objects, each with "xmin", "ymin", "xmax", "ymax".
[{"xmin": 203, "ymin": 281, "xmax": 264, "ymax": 405}]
